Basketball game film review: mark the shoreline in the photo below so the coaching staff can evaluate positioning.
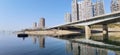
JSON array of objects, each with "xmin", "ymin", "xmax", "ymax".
[
  {"xmin": 17, "ymin": 29, "xmax": 81, "ymax": 36},
  {"xmin": 16, "ymin": 28, "xmax": 120, "ymax": 36}
]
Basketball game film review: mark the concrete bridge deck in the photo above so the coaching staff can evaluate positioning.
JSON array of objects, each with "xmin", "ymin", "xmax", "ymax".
[
  {"xmin": 47, "ymin": 11, "xmax": 120, "ymax": 29},
  {"xmin": 46, "ymin": 11, "xmax": 120, "ymax": 40}
]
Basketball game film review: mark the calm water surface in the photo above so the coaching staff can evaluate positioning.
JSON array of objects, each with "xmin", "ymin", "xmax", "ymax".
[{"xmin": 0, "ymin": 32, "xmax": 120, "ymax": 55}]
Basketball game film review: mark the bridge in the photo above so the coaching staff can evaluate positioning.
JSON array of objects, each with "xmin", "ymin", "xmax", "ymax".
[{"xmin": 47, "ymin": 11, "xmax": 120, "ymax": 40}]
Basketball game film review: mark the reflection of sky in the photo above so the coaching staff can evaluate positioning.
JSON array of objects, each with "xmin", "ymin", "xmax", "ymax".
[
  {"xmin": 108, "ymin": 50, "xmax": 116, "ymax": 55},
  {"xmin": 0, "ymin": 0, "xmax": 112, "ymax": 31},
  {"xmin": 0, "ymin": 33, "xmax": 120, "ymax": 55},
  {"xmin": 0, "ymin": 34, "xmax": 68, "ymax": 55}
]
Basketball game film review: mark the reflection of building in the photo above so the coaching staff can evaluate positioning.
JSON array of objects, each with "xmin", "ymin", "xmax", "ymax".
[
  {"xmin": 33, "ymin": 22, "xmax": 37, "ymax": 29},
  {"xmin": 72, "ymin": 0, "xmax": 79, "ymax": 22},
  {"xmin": 72, "ymin": 43, "xmax": 79, "ymax": 55},
  {"xmin": 39, "ymin": 18, "xmax": 45, "ymax": 29},
  {"xmin": 65, "ymin": 41, "xmax": 111, "ymax": 55},
  {"xmin": 32, "ymin": 37, "xmax": 37, "ymax": 44},
  {"xmin": 66, "ymin": 41, "xmax": 72, "ymax": 53},
  {"xmin": 65, "ymin": 13, "xmax": 72, "ymax": 23},
  {"xmin": 80, "ymin": 44, "xmax": 91, "ymax": 55},
  {"xmin": 93, "ymin": 0, "xmax": 105, "ymax": 16},
  {"xmin": 96, "ymin": 49, "xmax": 107, "ymax": 55},
  {"xmin": 38, "ymin": 36, "xmax": 45, "ymax": 48},
  {"xmin": 111, "ymin": 0, "xmax": 120, "ymax": 12},
  {"xmin": 31, "ymin": 36, "xmax": 45, "ymax": 48}
]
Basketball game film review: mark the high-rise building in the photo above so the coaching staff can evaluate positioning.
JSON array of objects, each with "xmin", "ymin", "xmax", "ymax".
[
  {"xmin": 33, "ymin": 22, "xmax": 37, "ymax": 29},
  {"xmin": 84, "ymin": 0, "xmax": 93, "ymax": 19},
  {"xmin": 78, "ymin": 1, "xmax": 85, "ymax": 21},
  {"xmin": 93, "ymin": 3, "xmax": 97, "ymax": 16},
  {"xmin": 72, "ymin": 0, "xmax": 79, "ymax": 22},
  {"xmin": 78, "ymin": 0, "xmax": 93, "ymax": 20},
  {"xmin": 65, "ymin": 13, "xmax": 72, "ymax": 23},
  {"xmin": 93, "ymin": 0, "xmax": 105, "ymax": 16},
  {"xmin": 111, "ymin": 0, "xmax": 120, "ymax": 24},
  {"xmin": 39, "ymin": 18, "xmax": 45, "ymax": 29},
  {"xmin": 111, "ymin": 0, "xmax": 120, "ymax": 12}
]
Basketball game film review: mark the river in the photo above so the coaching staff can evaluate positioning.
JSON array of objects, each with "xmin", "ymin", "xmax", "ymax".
[{"xmin": 0, "ymin": 32, "xmax": 120, "ymax": 55}]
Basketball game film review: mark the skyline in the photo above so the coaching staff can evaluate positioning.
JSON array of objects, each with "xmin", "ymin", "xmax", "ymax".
[{"xmin": 0, "ymin": 0, "xmax": 111, "ymax": 31}]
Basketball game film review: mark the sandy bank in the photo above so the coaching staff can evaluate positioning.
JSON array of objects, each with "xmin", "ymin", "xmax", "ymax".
[{"xmin": 22, "ymin": 30, "xmax": 80, "ymax": 36}]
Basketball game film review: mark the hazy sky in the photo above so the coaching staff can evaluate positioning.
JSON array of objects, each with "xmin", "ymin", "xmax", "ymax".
[{"xmin": 0, "ymin": 0, "xmax": 111, "ymax": 31}]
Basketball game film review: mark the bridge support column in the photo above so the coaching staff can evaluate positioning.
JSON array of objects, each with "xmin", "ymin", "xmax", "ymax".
[
  {"xmin": 102, "ymin": 24, "xmax": 108, "ymax": 41},
  {"xmin": 57, "ymin": 27, "xmax": 60, "ymax": 30},
  {"xmin": 85, "ymin": 25, "xmax": 91, "ymax": 40}
]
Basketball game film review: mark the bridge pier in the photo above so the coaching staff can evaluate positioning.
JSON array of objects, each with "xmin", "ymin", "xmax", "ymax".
[
  {"xmin": 102, "ymin": 24, "xmax": 108, "ymax": 41},
  {"xmin": 57, "ymin": 27, "xmax": 60, "ymax": 30},
  {"xmin": 85, "ymin": 25, "xmax": 91, "ymax": 40}
]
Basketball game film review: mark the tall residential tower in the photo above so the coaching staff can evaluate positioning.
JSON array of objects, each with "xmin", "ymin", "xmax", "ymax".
[
  {"xmin": 65, "ymin": 13, "xmax": 72, "ymax": 23},
  {"xmin": 84, "ymin": 0, "xmax": 93, "ymax": 19},
  {"xmin": 78, "ymin": 0, "xmax": 93, "ymax": 20},
  {"xmin": 72, "ymin": 0, "xmax": 79, "ymax": 22},
  {"xmin": 93, "ymin": 0, "xmax": 105, "ymax": 16},
  {"xmin": 39, "ymin": 18, "xmax": 45, "ymax": 29},
  {"xmin": 78, "ymin": 1, "xmax": 85, "ymax": 21},
  {"xmin": 33, "ymin": 22, "xmax": 37, "ymax": 29},
  {"xmin": 111, "ymin": 0, "xmax": 120, "ymax": 12}
]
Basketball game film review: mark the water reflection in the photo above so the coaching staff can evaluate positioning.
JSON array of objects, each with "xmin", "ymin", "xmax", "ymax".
[
  {"xmin": 52, "ymin": 34, "xmax": 84, "ymax": 40},
  {"xmin": 51, "ymin": 33, "xmax": 120, "ymax": 55},
  {"xmin": 32, "ymin": 37, "xmax": 37, "ymax": 44},
  {"xmin": 38, "ymin": 36, "xmax": 45, "ymax": 48},
  {"xmin": 32, "ymin": 36, "xmax": 45, "ymax": 48},
  {"xmin": 16, "ymin": 32, "xmax": 120, "ymax": 55},
  {"xmin": 65, "ymin": 41, "xmax": 120, "ymax": 55},
  {"xmin": 91, "ymin": 32, "xmax": 120, "ymax": 46},
  {"xmin": 18, "ymin": 35, "xmax": 45, "ymax": 48},
  {"xmin": 17, "ymin": 35, "xmax": 28, "ymax": 40}
]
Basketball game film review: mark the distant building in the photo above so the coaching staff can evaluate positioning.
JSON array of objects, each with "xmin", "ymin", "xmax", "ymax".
[
  {"xmin": 93, "ymin": 0, "xmax": 105, "ymax": 16},
  {"xmin": 65, "ymin": 13, "xmax": 72, "ymax": 23},
  {"xmin": 39, "ymin": 18, "xmax": 45, "ymax": 29},
  {"xmin": 72, "ymin": 0, "xmax": 79, "ymax": 22},
  {"xmin": 111, "ymin": 0, "xmax": 120, "ymax": 12},
  {"xmin": 78, "ymin": 0, "xmax": 93, "ymax": 20},
  {"xmin": 33, "ymin": 22, "xmax": 37, "ymax": 29}
]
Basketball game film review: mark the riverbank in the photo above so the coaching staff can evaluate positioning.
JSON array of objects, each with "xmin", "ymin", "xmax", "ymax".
[
  {"xmin": 17, "ymin": 29, "xmax": 81, "ymax": 36},
  {"xmin": 16, "ymin": 28, "xmax": 120, "ymax": 36}
]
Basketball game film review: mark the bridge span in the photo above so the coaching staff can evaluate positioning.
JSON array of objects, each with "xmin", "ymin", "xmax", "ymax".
[{"xmin": 47, "ymin": 11, "xmax": 120, "ymax": 40}]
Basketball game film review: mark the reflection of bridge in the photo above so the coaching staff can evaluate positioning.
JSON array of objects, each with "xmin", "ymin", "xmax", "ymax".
[
  {"xmin": 31, "ymin": 36, "xmax": 120, "ymax": 55},
  {"xmin": 47, "ymin": 11, "xmax": 120, "ymax": 40},
  {"xmin": 66, "ymin": 41, "xmax": 120, "ymax": 55}
]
